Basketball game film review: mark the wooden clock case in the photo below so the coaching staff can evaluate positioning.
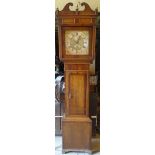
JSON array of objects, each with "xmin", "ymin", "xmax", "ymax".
[{"xmin": 56, "ymin": 2, "xmax": 98, "ymax": 153}]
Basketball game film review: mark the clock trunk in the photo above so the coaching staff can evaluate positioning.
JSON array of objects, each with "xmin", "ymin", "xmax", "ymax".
[{"xmin": 64, "ymin": 64, "xmax": 89, "ymax": 117}]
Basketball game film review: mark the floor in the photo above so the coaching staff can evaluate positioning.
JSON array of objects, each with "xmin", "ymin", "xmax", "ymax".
[{"xmin": 55, "ymin": 135, "xmax": 100, "ymax": 155}]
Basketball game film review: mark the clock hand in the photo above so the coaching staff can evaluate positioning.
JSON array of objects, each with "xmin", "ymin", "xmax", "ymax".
[{"xmin": 76, "ymin": 36, "xmax": 81, "ymax": 44}]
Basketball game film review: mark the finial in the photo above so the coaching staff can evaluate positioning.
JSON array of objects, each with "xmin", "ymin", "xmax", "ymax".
[
  {"xmin": 56, "ymin": 7, "xmax": 59, "ymax": 12},
  {"xmin": 95, "ymin": 7, "xmax": 98, "ymax": 14},
  {"xmin": 76, "ymin": 4, "xmax": 79, "ymax": 11},
  {"xmin": 56, "ymin": 7, "xmax": 59, "ymax": 16}
]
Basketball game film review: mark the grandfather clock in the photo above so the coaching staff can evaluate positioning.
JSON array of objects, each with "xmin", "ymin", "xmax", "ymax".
[{"xmin": 56, "ymin": 2, "xmax": 98, "ymax": 153}]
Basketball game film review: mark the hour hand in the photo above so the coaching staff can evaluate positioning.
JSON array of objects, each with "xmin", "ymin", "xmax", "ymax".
[{"xmin": 76, "ymin": 36, "xmax": 81, "ymax": 43}]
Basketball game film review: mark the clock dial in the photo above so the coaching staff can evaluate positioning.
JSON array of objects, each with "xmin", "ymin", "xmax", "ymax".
[{"xmin": 65, "ymin": 31, "xmax": 89, "ymax": 55}]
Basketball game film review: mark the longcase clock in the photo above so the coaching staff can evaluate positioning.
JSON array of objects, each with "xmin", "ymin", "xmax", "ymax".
[{"xmin": 56, "ymin": 2, "xmax": 98, "ymax": 154}]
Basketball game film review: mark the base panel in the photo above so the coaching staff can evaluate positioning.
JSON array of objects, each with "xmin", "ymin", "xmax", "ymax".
[{"xmin": 62, "ymin": 117, "xmax": 92, "ymax": 153}]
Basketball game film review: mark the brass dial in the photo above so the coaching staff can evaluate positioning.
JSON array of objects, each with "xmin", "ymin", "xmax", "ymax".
[{"xmin": 65, "ymin": 31, "xmax": 89, "ymax": 55}]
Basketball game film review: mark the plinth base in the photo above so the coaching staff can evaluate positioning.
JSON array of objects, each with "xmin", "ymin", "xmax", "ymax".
[
  {"xmin": 62, "ymin": 149, "xmax": 92, "ymax": 154},
  {"xmin": 62, "ymin": 117, "xmax": 92, "ymax": 153}
]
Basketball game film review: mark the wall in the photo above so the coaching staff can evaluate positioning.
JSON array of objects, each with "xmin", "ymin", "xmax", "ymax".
[{"xmin": 55, "ymin": 0, "xmax": 100, "ymax": 11}]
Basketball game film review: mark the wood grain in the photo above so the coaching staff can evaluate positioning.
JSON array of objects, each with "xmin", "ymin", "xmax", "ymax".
[{"xmin": 57, "ymin": 2, "xmax": 98, "ymax": 153}]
